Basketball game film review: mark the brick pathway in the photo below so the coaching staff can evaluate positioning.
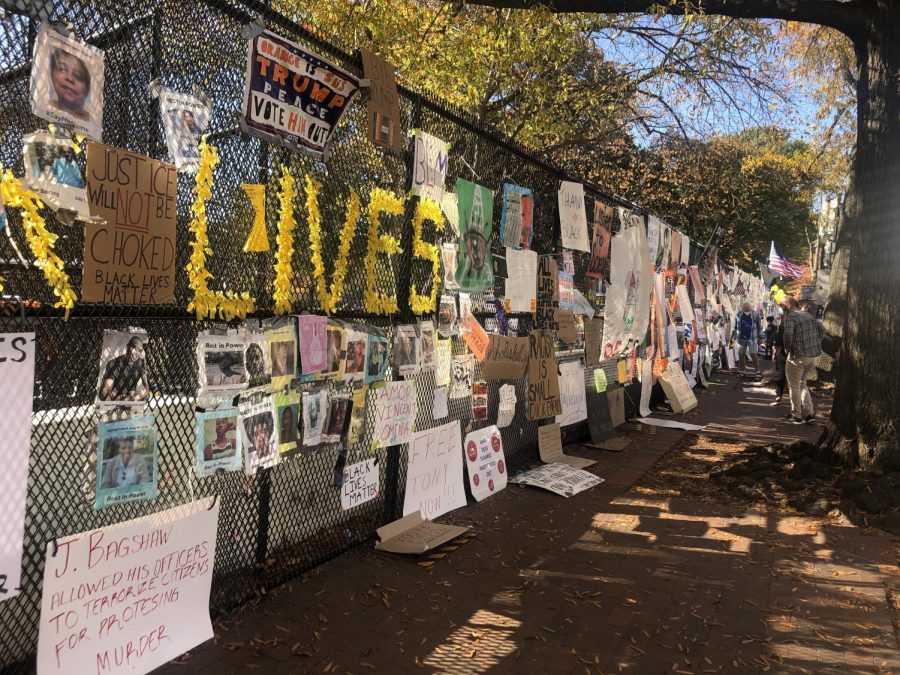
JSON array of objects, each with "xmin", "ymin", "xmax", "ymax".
[{"xmin": 157, "ymin": 375, "xmax": 899, "ymax": 674}]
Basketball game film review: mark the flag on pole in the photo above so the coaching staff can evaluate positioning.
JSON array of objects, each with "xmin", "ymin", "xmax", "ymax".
[{"xmin": 767, "ymin": 241, "xmax": 805, "ymax": 278}]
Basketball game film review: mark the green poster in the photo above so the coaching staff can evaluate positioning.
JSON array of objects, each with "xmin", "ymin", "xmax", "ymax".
[{"xmin": 455, "ymin": 178, "xmax": 494, "ymax": 292}]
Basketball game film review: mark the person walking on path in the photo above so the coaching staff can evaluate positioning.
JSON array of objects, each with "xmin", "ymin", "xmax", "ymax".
[
  {"xmin": 732, "ymin": 301, "xmax": 763, "ymax": 377},
  {"xmin": 769, "ymin": 315, "xmax": 788, "ymax": 406},
  {"xmin": 781, "ymin": 297, "xmax": 824, "ymax": 424}
]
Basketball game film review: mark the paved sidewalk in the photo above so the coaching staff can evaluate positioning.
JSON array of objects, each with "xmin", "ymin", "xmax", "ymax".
[{"xmin": 157, "ymin": 375, "xmax": 899, "ymax": 674}]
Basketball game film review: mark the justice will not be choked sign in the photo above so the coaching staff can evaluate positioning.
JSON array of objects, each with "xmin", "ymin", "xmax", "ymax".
[{"xmin": 83, "ymin": 143, "xmax": 177, "ymax": 305}]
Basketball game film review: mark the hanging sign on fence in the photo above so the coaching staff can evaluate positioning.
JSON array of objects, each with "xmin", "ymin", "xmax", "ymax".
[
  {"xmin": 411, "ymin": 130, "xmax": 448, "ymax": 202},
  {"xmin": 558, "ymin": 181, "xmax": 589, "ymax": 252},
  {"xmin": 241, "ymin": 30, "xmax": 360, "ymax": 157},
  {"xmin": 535, "ymin": 255, "xmax": 560, "ymax": 331},
  {"xmin": 341, "ymin": 458, "xmax": 380, "ymax": 510},
  {"xmin": 83, "ymin": 143, "xmax": 177, "ymax": 305},
  {"xmin": 586, "ymin": 200, "xmax": 613, "ymax": 279},
  {"xmin": 403, "ymin": 420, "xmax": 466, "ymax": 519},
  {"xmin": 455, "ymin": 178, "xmax": 494, "ymax": 292},
  {"xmin": 556, "ymin": 360, "xmax": 587, "ymax": 427},
  {"xmin": 504, "ymin": 247, "xmax": 537, "ymax": 313},
  {"xmin": 372, "ymin": 381, "xmax": 417, "ymax": 447},
  {"xmin": 464, "ymin": 425, "xmax": 507, "ymax": 501},
  {"xmin": 37, "ymin": 499, "xmax": 219, "ymax": 675},
  {"xmin": 159, "ymin": 87, "xmax": 210, "ymax": 173},
  {"xmin": 1, "ymin": 333, "xmax": 34, "ymax": 604},
  {"xmin": 527, "ymin": 330, "xmax": 562, "ymax": 420},
  {"xmin": 359, "ymin": 48, "xmax": 402, "ymax": 153},
  {"xmin": 499, "ymin": 183, "xmax": 534, "ymax": 249}
]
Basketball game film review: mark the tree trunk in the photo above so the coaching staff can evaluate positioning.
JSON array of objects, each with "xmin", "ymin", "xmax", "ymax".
[
  {"xmin": 817, "ymin": 170, "xmax": 852, "ymax": 379},
  {"xmin": 823, "ymin": 5, "xmax": 900, "ymax": 469}
]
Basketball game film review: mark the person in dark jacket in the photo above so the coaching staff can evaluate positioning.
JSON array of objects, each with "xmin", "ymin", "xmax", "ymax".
[{"xmin": 769, "ymin": 318, "xmax": 787, "ymax": 405}]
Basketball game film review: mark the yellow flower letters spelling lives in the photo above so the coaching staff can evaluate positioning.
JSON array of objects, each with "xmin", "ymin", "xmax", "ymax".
[
  {"xmin": 186, "ymin": 138, "xmax": 255, "ymax": 321},
  {"xmin": 0, "ymin": 170, "xmax": 77, "ymax": 318},
  {"xmin": 273, "ymin": 167, "xmax": 297, "ymax": 315},
  {"xmin": 305, "ymin": 175, "xmax": 361, "ymax": 315}
]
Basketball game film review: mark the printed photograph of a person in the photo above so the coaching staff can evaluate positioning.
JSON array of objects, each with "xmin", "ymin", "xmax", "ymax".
[
  {"xmin": 203, "ymin": 415, "xmax": 238, "ymax": 461},
  {"xmin": 279, "ymin": 404, "xmax": 298, "ymax": 445},
  {"xmin": 270, "ymin": 340, "xmax": 295, "ymax": 378},
  {"xmin": 205, "ymin": 350, "xmax": 245, "ymax": 387},
  {"xmin": 23, "ymin": 131, "xmax": 91, "ymax": 218},
  {"xmin": 97, "ymin": 330, "xmax": 150, "ymax": 406},
  {"xmin": 325, "ymin": 324, "xmax": 344, "ymax": 377},
  {"xmin": 94, "ymin": 416, "xmax": 157, "ymax": 508},
  {"xmin": 195, "ymin": 409, "xmax": 242, "ymax": 477},
  {"xmin": 366, "ymin": 335, "xmax": 387, "ymax": 383},
  {"xmin": 245, "ymin": 338, "xmax": 269, "ymax": 388},
  {"xmin": 343, "ymin": 333, "xmax": 367, "ymax": 377},
  {"xmin": 50, "ymin": 47, "xmax": 91, "ymax": 122},
  {"xmin": 244, "ymin": 411, "xmax": 275, "ymax": 460}
]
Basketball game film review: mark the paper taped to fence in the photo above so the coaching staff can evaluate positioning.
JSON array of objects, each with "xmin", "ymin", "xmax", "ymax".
[
  {"xmin": 241, "ymin": 30, "xmax": 360, "ymax": 156},
  {"xmin": 558, "ymin": 181, "xmax": 589, "ymax": 252},
  {"xmin": 373, "ymin": 381, "xmax": 417, "ymax": 447},
  {"xmin": 37, "ymin": 499, "xmax": 219, "ymax": 674},
  {"xmin": 464, "ymin": 425, "xmax": 507, "ymax": 501},
  {"xmin": 341, "ymin": 458, "xmax": 379, "ymax": 511},
  {"xmin": 403, "ymin": 421, "xmax": 465, "ymax": 519},
  {"xmin": 511, "ymin": 463, "xmax": 603, "ymax": 497},
  {"xmin": 1, "ymin": 333, "xmax": 34, "ymax": 604},
  {"xmin": 556, "ymin": 360, "xmax": 587, "ymax": 427}
]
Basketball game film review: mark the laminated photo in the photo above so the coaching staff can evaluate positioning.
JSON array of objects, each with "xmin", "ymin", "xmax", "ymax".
[
  {"xmin": 438, "ymin": 294, "xmax": 458, "ymax": 337},
  {"xmin": 267, "ymin": 323, "xmax": 297, "ymax": 390},
  {"xmin": 30, "ymin": 26, "xmax": 104, "ymax": 140},
  {"xmin": 194, "ymin": 408, "xmax": 242, "ymax": 477},
  {"xmin": 96, "ymin": 328, "xmax": 150, "ymax": 408},
  {"xmin": 302, "ymin": 390, "xmax": 325, "ymax": 447},
  {"xmin": 321, "ymin": 395, "xmax": 352, "ymax": 444},
  {"xmin": 159, "ymin": 87, "xmax": 210, "ymax": 173},
  {"xmin": 23, "ymin": 131, "xmax": 90, "ymax": 219},
  {"xmin": 499, "ymin": 183, "xmax": 534, "ymax": 250},
  {"xmin": 393, "ymin": 324, "xmax": 420, "ymax": 376},
  {"xmin": 419, "ymin": 320, "xmax": 436, "ymax": 371},
  {"xmin": 441, "ymin": 243, "xmax": 459, "ymax": 291},
  {"xmin": 323, "ymin": 322, "xmax": 345, "ymax": 379},
  {"xmin": 298, "ymin": 314, "xmax": 328, "ymax": 374},
  {"xmin": 94, "ymin": 416, "xmax": 157, "ymax": 509},
  {"xmin": 365, "ymin": 333, "xmax": 388, "ymax": 384},
  {"xmin": 274, "ymin": 390, "xmax": 300, "ymax": 455},
  {"xmin": 343, "ymin": 327, "xmax": 368, "ymax": 382},
  {"xmin": 197, "ymin": 331, "xmax": 248, "ymax": 396},
  {"xmin": 244, "ymin": 329, "xmax": 272, "ymax": 389},
  {"xmin": 239, "ymin": 395, "xmax": 279, "ymax": 474}
]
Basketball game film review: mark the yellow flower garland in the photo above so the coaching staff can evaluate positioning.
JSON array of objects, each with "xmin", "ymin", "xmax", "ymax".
[
  {"xmin": 186, "ymin": 138, "xmax": 255, "ymax": 321},
  {"xmin": 0, "ymin": 170, "xmax": 77, "ymax": 318},
  {"xmin": 364, "ymin": 188, "xmax": 404, "ymax": 315},
  {"xmin": 409, "ymin": 197, "xmax": 442, "ymax": 315},
  {"xmin": 241, "ymin": 183, "xmax": 269, "ymax": 252},
  {"xmin": 273, "ymin": 167, "xmax": 297, "ymax": 315},
  {"xmin": 305, "ymin": 175, "xmax": 361, "ymax": 315}
]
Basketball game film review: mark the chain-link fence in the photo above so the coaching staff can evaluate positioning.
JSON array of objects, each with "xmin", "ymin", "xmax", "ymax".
[{"xmin": 0, "ymin": 1, "xmax": 709, "ymax": 670}]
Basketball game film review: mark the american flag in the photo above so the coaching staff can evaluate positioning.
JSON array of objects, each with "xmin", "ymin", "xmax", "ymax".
[{"xmin": 767, "ymin": 241, "xmax": 805, "ymax": 278}]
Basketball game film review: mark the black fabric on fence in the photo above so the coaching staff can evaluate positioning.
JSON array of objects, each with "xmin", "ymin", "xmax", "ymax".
[{"xmin": 0, "ymin": 2, "xmax": 708, "ymax": 669}]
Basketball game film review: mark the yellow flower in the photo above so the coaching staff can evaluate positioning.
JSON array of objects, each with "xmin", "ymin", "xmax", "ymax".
[
  {"xmin": 0, "ymin": 170, "xmax": 77, "ymax": 318},
  {"xmin": 364, "ymin": 188, "xmax": 404, "ymax": 315},
  {"xmin": 409, "ymin": 197, "xmax": 442, "ymax": 315},
  {"xmin": 273, "ymin": 167, "xmax": 297, "ymax": 315}
]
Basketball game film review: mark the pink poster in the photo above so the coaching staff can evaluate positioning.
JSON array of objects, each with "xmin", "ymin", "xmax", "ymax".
[{"xmin": 298, "ymin": 315, "xmax": 327, "ymax": 374}]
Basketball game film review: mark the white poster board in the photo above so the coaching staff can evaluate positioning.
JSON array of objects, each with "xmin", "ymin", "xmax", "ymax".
[
  {"xmin": 463, "ymin": 425, "xmax": 507, "ymax": 501},
  {"xmin": 403, "ymin": 421, "xmax": 466, "ymax": 519},
  {"xmin": 411, "ymin": 130, "xmax": 448, "ymax": 202},
  {"xmin": 341, "ymin": 459, "xmax": 379, "ymax": 511},
  {"xmin": 37, "ymin": 499, "xmax": 219, "ymax": 674},
  {"xmin": 511, "ymin": 463, "xmax": 604, "ymax": 497},
  {"xmin": 504, "ymin": 247, "xmax": 537, "ymax": 312},
  {"xmin": 1, "ymin": 333, "xmax": 35, "ymax": 603},
  {"xmin": 659, "ymin": 360, "xmax": 699, "ymax": 413},
  {"xmin": 557, "ymin": 181, "xmax": 590, "ymax": 252},
  {"xmin": 372, "ymin": 381, "xmax": 417, "ymax": 448},
  {"xmin": 555, "ymin": 360, "xmax": 587, "ymax": 427}
]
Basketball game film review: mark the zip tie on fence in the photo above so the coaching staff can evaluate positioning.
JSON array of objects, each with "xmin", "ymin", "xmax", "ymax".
[
  {"xmin": 207, "ymin": 494, "xmax": 218, "ymax": 511},
  {"xmin": 51, "ymin": 538, "xmax": 58, "ymax": 557}
]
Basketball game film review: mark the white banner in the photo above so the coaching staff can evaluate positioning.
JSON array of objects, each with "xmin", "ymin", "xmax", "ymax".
[
  {"xmin": 1, "ymin": 333, "xmax": 35, "ymax": 603},
  {"xmin": 38, "ymin": 499, "xmax": 219, "ymax": 675}
]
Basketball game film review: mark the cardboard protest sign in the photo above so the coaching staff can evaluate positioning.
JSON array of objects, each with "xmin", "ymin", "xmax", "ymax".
[
  {"xmin": 659, "ymin": 360, "xmax": 698, "ymax": 413},
  {"xmin": 403, "ymin": 421, "xmax": 466, "ymax": 519},
  {"xmin": 1, "ymin": 333, "xmax": 34, "ymax": 603},
  {"xmin": 372, "ymin": 381, "xmax": 417, "ymax": 448},
  {"xmin": 504, "ymin": 247, "xmax": 537, "ymax": 313},
  {"xmin": 499, "ymin": 183, "xmax": 534, "ymax": 249},
  {"xmin": 37, "ymin": 499, "xmax": 218, "ymax": 674},
  {"xmin": 411, "ymin": 130, "xmax": 448, "ymax": 202},
  {"xmin": 586, "ymin": 200, "xmax": 613, "ymax": 279},
  {"xmin": 460, "ymin": 314, "xmax": 490, "ymax": 361},
  {"xmin": 359, "ymin": 48, "xmax": 402, "ymax": 153},
  {"xmin": 241, "ymin": 30, "xmax": 360, "ymax": 156},
  {"xmin": 556, "ymin": 361, "xmax": 587, "ymax": 426},
  {"xmin": 464, "ymin": 425, "xmax": 507, "ymax": 501},
  {"xmin": 511, "ymin": 463, "xmax": 604, "ymax": 497},
  {"xmin": 30, "ymin": 26, "xmax": 105, "ymax": 140},
  {"xmin": 83, "ymin": 143, "xmax": 177, "ymax": 304},
  {"xmin": 557, "ymin": 309, "xmax": 577, "ymax": 344},
  {"xmin": 375, "ymin": 512, "xmax": 469, "ymax": 554},
  {"xmin": 586, "ymin": 390, "xmax": 617, "ymax": 443},
  {"xmin": 341, "ymin": 458, "xmax": 379, "ymax": 510},
  {"xmin": 535, "ymin": 256, "xmax": 560, "ymax": 331},
  {"xmin": 23, "ymin": 131, "xmax": 90, "ymax": 219},
  {"xmin": 584, "ymin": 318, "xmax": 602, "ymax": 367},
  {"xmin": 538, "ymin": 423, "xmax": 594, "ymax": 468},
  {"xmin": 558, "ymin": 181, "xmax": 589, "ymax": 252},
  {"xmin": 195, "ymin": 408, "xmax": 243, "ymax": 477},
  {"xmin": 455, "ymin": 178, "xmax": 494, "ymax": 292},
  {"xmin": 527, "ymin": 331, "xmax": 562, "ymax": 420},
  {"xmin": 482, "ymin": 335, "xmax": 528, "ymax": 380},
  {"xmin": 608, "ymin": 386, "xmax": 626, "ymax": 427},
  {"xmin": 159, "ymin": 88, "xmax": 210, "ymax": 173}
]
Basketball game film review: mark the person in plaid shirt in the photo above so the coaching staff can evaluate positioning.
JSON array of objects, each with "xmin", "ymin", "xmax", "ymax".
[{"xmin": 781, "ymin": 297, "xmax": 824, "ymax": 424}]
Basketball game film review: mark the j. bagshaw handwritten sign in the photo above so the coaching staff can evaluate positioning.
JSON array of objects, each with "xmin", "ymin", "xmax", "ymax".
[
  {"xmin": 527, "ymin": 330, "xmax": 562, "ymax": 420},
  {"xmin": 37, "ymin": 500, "xmax": 219, "ymax": 675},
  {"xmin": 83, "ymin": 143, "xmax": 177, "ymax": 304}
]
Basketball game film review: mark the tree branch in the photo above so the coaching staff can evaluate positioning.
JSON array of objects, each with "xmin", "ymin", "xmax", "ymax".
[{"xmin": 464, "ymin": 0, "xmax": 869, "ymax": 41}]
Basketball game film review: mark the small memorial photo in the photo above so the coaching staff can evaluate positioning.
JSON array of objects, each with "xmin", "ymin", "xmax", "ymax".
[
  {"xmin": 239, "ymin": 399, "xmax": 278, "ymax": 474},
  {"xmin": 244, "ymin": 332, "xmax": 271, "ymax": 389},
  {"xmin": 393, "ymin": 324, "xmax": 419, "ymax": 376},
  {"xmin": 420, "ymin": 320, "xmax": 436, "ymax": 371},
  {"xmin": 95, "ymin": 416, "xmax": 158, "ymax": 509},
  {"xmin": 321, "ymin": 396, "xmax": 353, "ymax": 444},
  {"xmin": 96, "ymin": 329, "xmax": 150, "ymax": 407},
  {"xmin": 159, "ymin": 88, "xmax": 210, "ymax": 172},
  {"xmin": 343, "ymin": 329, "xmax": 368, "ymax": 381},
  {"xmin": 365, "ymin": 334, "xmax": 388, "ymax": 384},
  {"xmin": 195, "ymin": 408, "xmax": 242, "ymax": 477},
  {"xmin": 324, "ymin": 323, "xmax": 344, "ymax": 378},
  {"xmin": 30, "ymin": 26, "xmax": 105, "ymax": 140},
  {"xmin": 274, "ymin": 390, "xmax": 300, "ymax": 454},
  {"xmin": 23, "ymin": 131, "xmax": 90, "ymax": 219},
  {"xmin": 197, "ymin": 333, "xmax": 248, "ymax": 394},
  {"xmin": 270, "ymin": 339, "xmax": 296, "ymax": 378}
]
